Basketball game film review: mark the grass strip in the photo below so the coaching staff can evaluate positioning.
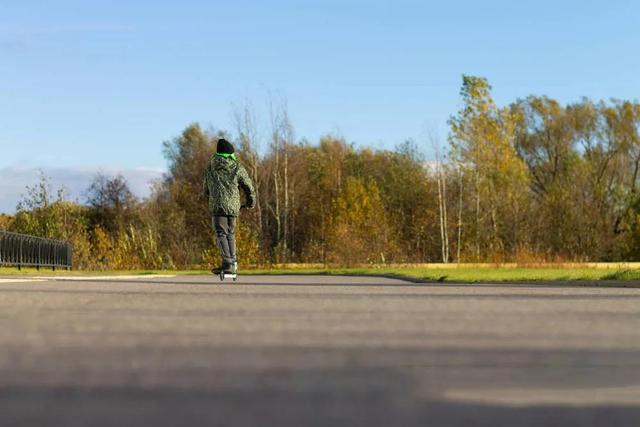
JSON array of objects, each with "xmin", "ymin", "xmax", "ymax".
[{"xmin": 2, "ymin": 266, "xmax": 640, "ymax": 282}]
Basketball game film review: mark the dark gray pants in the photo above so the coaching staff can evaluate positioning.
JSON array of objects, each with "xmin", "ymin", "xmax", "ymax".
[{"xmin": 213, "ymin": 215, "xmax": 236, "ymax": 266}]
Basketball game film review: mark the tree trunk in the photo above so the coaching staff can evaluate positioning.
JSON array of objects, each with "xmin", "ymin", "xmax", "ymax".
[
  {"xmin": 437, "ymin": 166, "xmax": 446, "ymax": 262},
  {"xmin": 475, "ymin": 169, "xmax": 481, "ymax": 261},
  {"xmin": 457, "ymin": 167, "xmax": 463, "ymax": 262},
  {"xmin": 442, "ymin": 167, "xmax": 450, "ymax": 263},
  {"xmin": 437, "ymin": 163, "xmax": 450, "ymax": 263},
  {"xmin": 283, "ymin": 144, "xmax": 289, "ymax": 255}
]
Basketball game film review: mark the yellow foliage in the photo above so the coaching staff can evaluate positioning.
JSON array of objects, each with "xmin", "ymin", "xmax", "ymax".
[
  {"xmin": 0, "ymin": 214, "xmax": 13, "ymax": 230},
  {"xmin": 325, "ymin": 177, "xmax": 397, "ymax": 266}
]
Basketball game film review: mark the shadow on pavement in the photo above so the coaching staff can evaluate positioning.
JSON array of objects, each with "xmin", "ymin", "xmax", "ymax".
[{"xmin": 2, "ymin": 370, "xmax": 639, "ymax": 427}]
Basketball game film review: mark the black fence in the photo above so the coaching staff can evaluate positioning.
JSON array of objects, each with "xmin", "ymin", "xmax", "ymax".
[{"xmin": 0, "ymin": 231, "xmax": 72, "ymax": 270}]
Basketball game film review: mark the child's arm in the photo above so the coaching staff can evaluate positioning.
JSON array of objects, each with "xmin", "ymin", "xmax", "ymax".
[{"xmin": 238, "ymin": 165, "xmax": 256, "ymax": 208}]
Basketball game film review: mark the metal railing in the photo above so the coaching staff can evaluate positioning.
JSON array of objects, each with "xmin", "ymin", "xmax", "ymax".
[{"xmin": 0, "ymin": 231, "xmax": 72, "ymax": 270}]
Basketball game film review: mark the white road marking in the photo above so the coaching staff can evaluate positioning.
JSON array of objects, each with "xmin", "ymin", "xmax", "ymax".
[
  {"xmin": 0, "ymin": 278, "xmax": 47, "ymax": 283},
  {"xmin": 444, "ymin": 385, "xmax": 640, "ymax": 406},
  {"xmin": 39, "ymin": 275, "xmax": 177, "ymax": 281}
]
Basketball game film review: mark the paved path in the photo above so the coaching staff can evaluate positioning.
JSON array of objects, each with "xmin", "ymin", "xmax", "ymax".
[{"xmin": 1, "ymin": 274, "xmax": 639, "ymax": 426}]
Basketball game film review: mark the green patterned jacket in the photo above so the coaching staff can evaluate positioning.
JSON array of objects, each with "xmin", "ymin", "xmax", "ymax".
[{"xmin": 203, "ymin": 154, "xmax": 255, "ymax": 216}]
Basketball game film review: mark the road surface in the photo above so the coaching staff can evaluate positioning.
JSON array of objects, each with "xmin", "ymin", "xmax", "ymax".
[{"xmin": 1, "ymin": 274, "xmax": 639, "ymax": 426}]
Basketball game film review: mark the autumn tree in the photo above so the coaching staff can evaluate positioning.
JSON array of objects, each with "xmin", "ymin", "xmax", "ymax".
[
  {"xmin": 326, "ymin": 177, "xmax": 395, "ymax": 265},
  {"xmin": 449, "ymin": 75, "xmax": 530, "ymax": 260},
  {"xmin": 11, "ymin": 174, "xmax": 93, "ymax": 268},
  {"xmin": 156, "ymin": 124, "xmax": 219, "ymax": 266},
  {"xmin": 86, "ymin": 173, "xmax": 137, "ymax": 233},
  {"xmin": 0, "ymin": 214, "xmax": 12, "ymax": 230}
]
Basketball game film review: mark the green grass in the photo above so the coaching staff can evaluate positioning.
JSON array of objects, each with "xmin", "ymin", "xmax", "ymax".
[
  {"xmin": 3, "ymin": 265, "xmax": 640, "ymax": 282},
  {"xmin": 245, "ymin": 267, "xmax": 640, "ymax": 283}
]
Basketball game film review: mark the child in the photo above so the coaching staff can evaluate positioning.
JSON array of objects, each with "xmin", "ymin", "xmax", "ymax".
[{"xmin": 203, "ymin": 138, "xmax": 256, "ymax": 274}]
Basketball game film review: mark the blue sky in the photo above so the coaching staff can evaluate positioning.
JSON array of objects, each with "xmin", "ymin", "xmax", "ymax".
[{"xmin": 0, "ymin": 0, "xmax": 639, "ymax": 210}]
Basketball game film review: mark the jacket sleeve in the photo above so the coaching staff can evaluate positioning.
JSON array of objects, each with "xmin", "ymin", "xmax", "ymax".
[
  {"xmin": 238, "ymin": 164, "xmax": 256, "ymax": 208},
  {"xmin": 203, "ymin": 166, "xmax": 210, "ymax": 198}
]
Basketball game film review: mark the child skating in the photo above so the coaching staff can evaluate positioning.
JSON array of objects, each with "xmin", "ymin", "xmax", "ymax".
[{"xmin": 203, "ymin": 138, "xmax": 256, "ymax": 279}]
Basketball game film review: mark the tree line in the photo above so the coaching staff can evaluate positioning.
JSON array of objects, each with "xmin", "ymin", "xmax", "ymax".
[{"xmin": 2, "ymin": 76, "xmax": 640, "ymax": 269}]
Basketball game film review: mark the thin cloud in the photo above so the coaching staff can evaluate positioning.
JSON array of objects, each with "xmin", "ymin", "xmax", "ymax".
[{"xmin": 0, "ymin": 166, "xmax": 163, "ymax": 214}]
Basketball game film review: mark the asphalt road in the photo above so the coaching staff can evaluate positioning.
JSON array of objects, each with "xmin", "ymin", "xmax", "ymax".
[{"xmin": 1, "ymin": 274, "xmax": 640, "ymax": 426}]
